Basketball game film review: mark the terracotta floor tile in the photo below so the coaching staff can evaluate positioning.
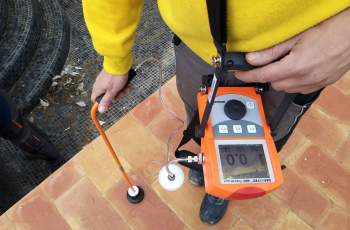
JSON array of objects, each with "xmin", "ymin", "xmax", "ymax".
[
  {"xmin": 41, "ymin": 159, "xmax": 85, "ymax": 201},
  {"xmin": 105, "ymin": 171, "xmax": 187, "ymax": 230},
  {"xmin": 275, "ymin": 211, "xmax": 312, "ymax": 230},
  {"xmin": 160, "ymin": 77, "xmax": 187, "ymax": 120},
  {"xmin": 6, "ymin": 188, "xmax": 69, "ymax": 230},
  {"xmin": 131, "ymin": 93, "xmax": 164, "ymax": 126},
  {"xmin": 318, "ymin": 206, "xmax": 350, "ymax": 230},
  {"xmin": 291, "ymin": 144, "xmax": 350, "ymax": 213},
  {"xmin": 0, "ymin": 214, "xmax": 15, "ymax": 230},
  {"xmin": 333, "ymin": 70, "xmax": 350, "ymax": 95},
  {"xmin": 273, "ymin": 168, "xmax": 331, "ymax": 227},
  {"xmin": 279, "ymin": 129, "xmax": 308, "ymax": 163},
  {"xmin": 229, "ymin": 195, "xmax": 289, "ymax": 230},
  {"xmin": 74, "ymin": 137, "xmax": 133, "ymax": 193},
  {"xmin": 152, "ymin": 167, "xmax": 239, "ymax": 230},
  {"xmin": 335, "ymin": 136, "xmax": 350, "ymax": 169},
  {"xmin": 12, "ymin": 73, "xmax": 350, "ymax": 230},
  {"xmin": 314, "ymin": 85, "xmax": 350, "ymax": 130},
  {"xmin": 147, "ymin": 109, "xmax": 187, "ymax": 154},
  {"xmin": 106, "ymin": 113, "xmax": 169, "ymax": 185},
  {"xmin": 297, "ymin": 106, "xmax": 348, "ymax": 155},
  {"xmin": 54, "ymin": 177, "xmax": 129, "ymax": 230},
  {"xmin": 231, "ymin": 220, "xmax": 253, "ymax": 230}
]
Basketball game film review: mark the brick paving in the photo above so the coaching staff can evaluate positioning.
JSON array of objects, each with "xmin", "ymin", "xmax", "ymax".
[{"xmin": 1, "ymin": 72, "xmax": 350, "ymax": 230}]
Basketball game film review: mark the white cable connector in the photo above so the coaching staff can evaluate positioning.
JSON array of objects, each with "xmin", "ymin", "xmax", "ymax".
[
  {"xmin": 187, "ymin": 154, "xmax": 205, "ymax": 164},
  {"xmin": 186, "ymin": 153, "xmax": 204, "ymax": 164},
  {"xmin": 187, "ymin": 156, "xmax": 199, "ymax": 163}
]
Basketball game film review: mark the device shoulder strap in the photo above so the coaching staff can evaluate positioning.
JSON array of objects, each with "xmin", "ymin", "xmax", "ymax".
[
  {"xmin": 206, "ymin": 0, "xmax": 227, "ymax": 47},
  {"xmin": 174, "ymin": 110, "xmax": 203, "ymax": 171}
]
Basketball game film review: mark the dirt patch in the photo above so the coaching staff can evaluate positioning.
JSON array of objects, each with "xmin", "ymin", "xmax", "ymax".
[{"xmin": 27, "ymin": 58, "xmax": 103, "ymax": 158}]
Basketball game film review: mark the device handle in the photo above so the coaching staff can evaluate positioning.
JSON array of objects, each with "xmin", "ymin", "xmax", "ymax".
[
  {"xmin": 95, "ymin": 68, "xmax": 137, "ymax": 104},
  {"xmin": 222, "ymin": 52, "xmax": 256, "ymax": 71},
  {"xmin": 91, "ymin": 68, "xmax": 136, "ymax": 189}
]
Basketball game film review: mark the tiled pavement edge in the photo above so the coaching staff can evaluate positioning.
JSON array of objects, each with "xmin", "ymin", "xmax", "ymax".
[{"xmin": 1, "ymin": 71, "xmax": 350, "ymax": 230}]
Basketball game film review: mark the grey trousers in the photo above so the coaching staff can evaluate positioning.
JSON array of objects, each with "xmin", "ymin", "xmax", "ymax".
[{"xmin": 174, "ymin": 40, "xmax": 317, "ymax": 147}]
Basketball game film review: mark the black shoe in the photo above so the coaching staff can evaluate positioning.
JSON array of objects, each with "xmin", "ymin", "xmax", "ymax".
[
  {"xmin": 47, "ymin": 156, "xmax": 66, "ymax": 172},
  {"xmin": 189, "ymin": 168, "xmax": 204, "ymax": 187},
  {"xmin": 25, "ymin": 152, "xmax": 66, "ymax": 172},
  {"xmin": 200, "ymin": 193, "xmax": 229, "ymax": 226}
]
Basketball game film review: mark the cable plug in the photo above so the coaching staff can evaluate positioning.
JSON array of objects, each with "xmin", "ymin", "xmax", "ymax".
[
  {"xmin": 186, "ymin": 153, "xmax": 204, "ymax": 164},
  {"xmin": 187, "ymin": 156, "xmax": 199, "ymax": 163}
]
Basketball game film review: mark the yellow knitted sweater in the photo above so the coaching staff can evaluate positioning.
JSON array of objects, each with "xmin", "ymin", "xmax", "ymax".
[{"xmin": 82, "ymin": 0, "xmax": 350, "ymax": 75}]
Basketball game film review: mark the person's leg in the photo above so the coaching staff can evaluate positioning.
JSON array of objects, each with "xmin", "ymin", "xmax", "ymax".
[
  {"xmin": 0, "ymin": 90, "xmax": 65, "ymax": 172},
  {"xmin": 260, "ymin": 85, "xmax": 323, "ymax": 146},
  {"xmin": 25, "ymin": 118, "xmax": 54, "ymax": 145},
  {"xmin": 174, "ymin": 36, "xmax": 247, "ymax": 123},
  {"xmin": 174, "ymin": 37, "xmax": 235, "ymax": 225}
]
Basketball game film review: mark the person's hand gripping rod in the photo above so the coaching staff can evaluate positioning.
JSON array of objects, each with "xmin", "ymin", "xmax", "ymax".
[{"xmin": 91, "ymin": 68, "xmax": 144, "ymax": 204}]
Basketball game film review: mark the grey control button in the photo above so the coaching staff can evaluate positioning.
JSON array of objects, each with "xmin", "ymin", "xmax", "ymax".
[
  {"xmin": 246, "ymin": 102, "xmax": 254, "ymax": 109},
  {"xmin": 224, "ymin": 100, "xmax": 246, "ymax": 120},
  {"xmin": 219, "ymin": 125, "xmax": 228, "ymax": 133},
  {"xmin": 247, "ymin": 125, "xmax": 257, "ymax": 133},
  {"xmin": 233, "ymin": 125, "xmax": 243, "ymax": 133}
]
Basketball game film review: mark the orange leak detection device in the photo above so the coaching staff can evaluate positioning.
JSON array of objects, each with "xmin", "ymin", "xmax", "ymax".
[
  {"xmin": 165, "ymin": 0, "xmax": 301, "ymax": 200},
  {"xmin": 197, "ymin": 85, "xmax": 283, "ymax": 200},
  {"xmin": 188, "ymin": 0, "xmax": 297, "ymax": 199}
]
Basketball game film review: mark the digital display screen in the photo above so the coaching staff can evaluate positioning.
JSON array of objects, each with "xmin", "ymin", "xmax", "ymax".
[{"xmin": 218, "ymin": 144, "xmax": 270, "ymax": 182}]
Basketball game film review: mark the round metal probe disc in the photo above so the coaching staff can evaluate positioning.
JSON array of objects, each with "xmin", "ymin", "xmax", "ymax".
[{"xmin": 126, "ymin": 185, "xmax": 144, "ymax": 204}]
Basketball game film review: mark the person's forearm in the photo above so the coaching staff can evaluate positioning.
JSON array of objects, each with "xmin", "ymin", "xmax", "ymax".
[
  {"xmin": 235, "ymin": 7, "xmax": 350, "ymax": 94},
  {"xmin": 82, "ymin": 0, "xmax": 143, "ymax": 75}
]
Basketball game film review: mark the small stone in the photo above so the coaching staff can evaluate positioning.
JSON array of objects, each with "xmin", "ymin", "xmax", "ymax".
[
  {"xmin": 77, "ymin": 82, "xmax": 84, "ymax": 91},
  {"xmin": 53, "ymin": 75, "xmax": 61, "ymax": 80},
  {"xmin": 70, "ymin": 72, "xmax": 79, "ymax": 76},
  {"xmin": 76, "ymin": 101, "xmax": 87, "ymax": 107},
  {"xmin": 39, "ymin": 98, "xmax": 50, "ymax": 107}
]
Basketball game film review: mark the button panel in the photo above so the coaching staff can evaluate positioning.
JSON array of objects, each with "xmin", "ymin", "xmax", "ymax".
[{"xmin": 211, "ymin": 94, "xmax": 264, "ymax": 138}]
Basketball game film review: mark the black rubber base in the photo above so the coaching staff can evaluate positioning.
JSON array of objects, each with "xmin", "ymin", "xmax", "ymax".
[{"xmin": 126, "ymin": 186, "xmax": 144, "ymax": 204}]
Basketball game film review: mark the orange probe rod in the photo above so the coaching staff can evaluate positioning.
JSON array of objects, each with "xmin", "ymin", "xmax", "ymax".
[{"xmin": 91, "ymin": 102, "xmax": 134, "ymax": 191}]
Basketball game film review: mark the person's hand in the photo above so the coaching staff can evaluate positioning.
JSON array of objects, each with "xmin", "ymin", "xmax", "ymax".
[
  {"xmin": 235, "ymin": 7, "xmax": 350, "ymax": 94},
  {"xmin": 91, "ymin": 68, "xmax": 133, "ymax": 113}
]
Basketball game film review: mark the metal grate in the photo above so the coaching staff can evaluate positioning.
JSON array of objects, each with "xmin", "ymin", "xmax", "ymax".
[
  {"xmin": 0, "ymin": 0, "xmax": 41, "ymax": 90},
  {"xmin": 33, "ymin": 0, "xmax": 175, "ymax": 160},
  {"xmin": 0, "ymin": 0, "xmax": 175, "ymax": 214}
]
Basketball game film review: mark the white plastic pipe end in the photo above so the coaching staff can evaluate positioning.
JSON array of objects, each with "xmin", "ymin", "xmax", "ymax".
[
  {"xmin": 158, "ymin": 164, "xmax": 184, "ymax": 191},
  {"xmin": 127, "ymin": 185, "xmax": 139, "ymax": 197}
]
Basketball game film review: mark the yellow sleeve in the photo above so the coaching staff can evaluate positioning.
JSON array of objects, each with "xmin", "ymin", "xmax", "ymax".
[{"xmin": 82, "ymin": 0, "xmax": 143, "ymax": 75}]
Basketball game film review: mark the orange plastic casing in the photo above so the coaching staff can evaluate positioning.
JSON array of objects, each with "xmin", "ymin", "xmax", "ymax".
[{"xmin": 197, "ymin": 87, "xmax": 283, "ymax": 200}]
